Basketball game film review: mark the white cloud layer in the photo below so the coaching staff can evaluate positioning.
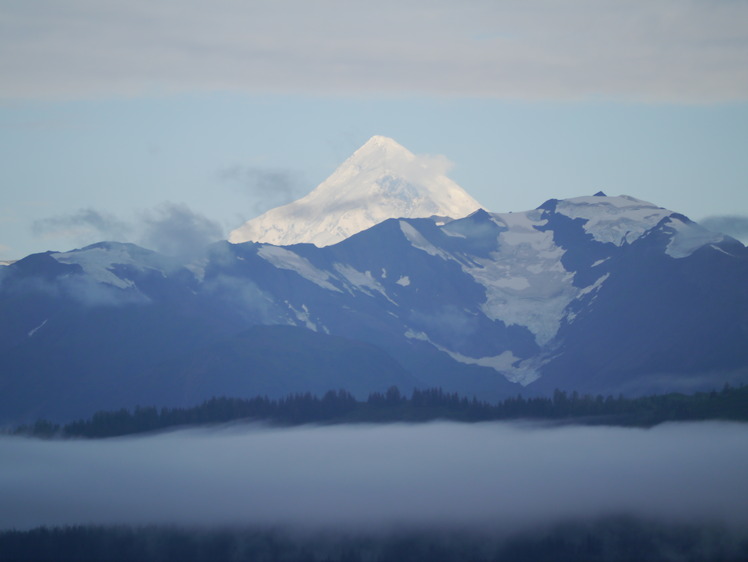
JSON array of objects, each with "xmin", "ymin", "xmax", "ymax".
[
  {"xmin": 1, "ymin": 0, "xmax": 747, "ymax": 102},
  {"xmin": 2, "ymin": 421, "xmax": 747, "ymax": 531}
]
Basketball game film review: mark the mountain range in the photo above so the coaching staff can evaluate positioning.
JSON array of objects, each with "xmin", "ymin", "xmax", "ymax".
[{"xmin": 1, "ymin": 137, "xmax": 747, "ymax": 423}]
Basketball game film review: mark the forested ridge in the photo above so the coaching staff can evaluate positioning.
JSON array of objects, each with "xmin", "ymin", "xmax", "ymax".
[
  {"xmin": 1, "ymin": 516, "xmax": 746, "ymax": 562},
  {"xmin": 12, "ymin": 384, "xmax": 748, "ymax": 439}
]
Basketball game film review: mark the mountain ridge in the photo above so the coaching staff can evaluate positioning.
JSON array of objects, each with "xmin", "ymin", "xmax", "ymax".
[
  {"xmin": 2, "ymin": 190, "xmax": 746, "ymax": 423},
  {"xmin": 1, "ymin": 133, "xmax": 746, "ymax": 423}
]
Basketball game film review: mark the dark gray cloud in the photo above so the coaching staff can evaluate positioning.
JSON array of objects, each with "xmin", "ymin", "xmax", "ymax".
[
  {"xmin": 32, "ymin": 208, "xmax": 132, "ymax": 244},
  {"xmin": 138, "ymin": 203, "xmax": 223, "ymax": 258},
  {"xmin": 700, "ymin": 215, "xmax": 748, "ymax": 243},
  {"xmin": 1, "ymin": 421, "xmax": 747, "ymax": 532},
  {"xmin": 219, "ymin": 165, "xmax": 304, "ymax": 214}
]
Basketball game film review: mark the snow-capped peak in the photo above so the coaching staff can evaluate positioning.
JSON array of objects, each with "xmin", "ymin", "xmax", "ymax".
[
  {"xmin": 350, "ymin": 135, "xmax": 414, "ymax": 164},
  {"xmin": 552, "ymin": 193, "xmax": 730, "ymax": 257},
  {"xmin": 51, "ymin": 242, "xmax": 173, "ymax": 289},
  {"xmin": 228, "ymin": 136, "xmax": 483, "ymax": 247},
  {"xmin": 555, "ymin": 194, "xmax": 673, "ymax": 246}
]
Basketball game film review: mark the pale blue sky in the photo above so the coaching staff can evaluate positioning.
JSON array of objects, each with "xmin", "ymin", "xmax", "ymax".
[{"xmin": 1, "ymin": 1, "xmax": 748, "ymax": 260}]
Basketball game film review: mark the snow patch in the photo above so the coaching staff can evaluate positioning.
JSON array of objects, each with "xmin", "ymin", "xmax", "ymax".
[
  {"xmin": 28, "ymin": 319, "xmax": 48, "ymax": 337},
  {"xmin": 710, "ymin": 244, "xmax": 735, "ymax": 257},
  {"xmin": 577, "ymin": 273, "xmax": 610, "ymax": 298},
  {"xmin": 556, "ymin": 195, "xmax": 672, "ymax": 246},
  {"xmin": 404, "ymin": 329, "xmax": 429, "ymax": 342},
  {"xmin": 52, "ymin": 245, "xmax": 162, "ymax": 289},
  {"xmin": 257, "ymin": 245, "xmax": 341, "ymax": 292},
  {"xmin": 287, "ymin": 302, "xmax": 317, "ymax": 331},
  {"xmin": 404, "ymin": 329, "xmax": 538, "ymax": 385},
  {"xmin": 444, "ymin": 348, "xmax": 539, "ymax": 385},
  {"xmin": 666, "ymin": 218, "xmax": 725, "ymax": 258},
  {"xmin": 491, "ymin": 276, "xmax": 530, "ymax": 290},
  {"xmin": 333, "ymin": 263, "xmax": 394, "ymax": 303},
  {"xmin": 565, "ymin": 273, "xmax": 611, "ymax": 324},
  {"xmin": 395, "ymin": 275, "xmax": 411, "ymax": 287},
  {"xmin": 399, "ymin": 221, "xmax": 452, "ymax": 260},
  {"xmin": 462, "ymin": 210, "xmax": 577, "ymax": 346}
]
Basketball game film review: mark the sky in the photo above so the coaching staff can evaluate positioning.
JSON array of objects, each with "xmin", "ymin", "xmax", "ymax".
[{"xmin": 1, "ymin": 0, "xmax": 748, "ymax": 261}]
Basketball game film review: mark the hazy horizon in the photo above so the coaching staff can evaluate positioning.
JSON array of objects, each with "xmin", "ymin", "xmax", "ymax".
[{"xmin": 2, "ymin": 420, "xmax": 747, "ymax": 533}]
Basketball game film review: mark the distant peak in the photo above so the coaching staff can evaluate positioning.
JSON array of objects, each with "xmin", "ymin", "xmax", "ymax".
[
  {"xmin": 594, "ymin": 191, "xmax": 607, "ymax": 197},
  {"xmin": 467, "ymin": 208, "xmax": 492, "ymax": 221},
  {"xmin": 351, "ymin": 136, "xmax": 413, "ymax": 159},
  {"xmin": 362, "ymin": 135, "xmax": 404, "ymax": 148},
  {"xmin": 229, "ymin": 135, "xmax": 482, "ymax": 247}
]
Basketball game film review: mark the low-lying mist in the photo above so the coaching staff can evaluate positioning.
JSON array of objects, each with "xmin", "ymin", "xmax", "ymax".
[{"xmin": 2, "ymin": 421, "xmax": 747, "ymax": 533}]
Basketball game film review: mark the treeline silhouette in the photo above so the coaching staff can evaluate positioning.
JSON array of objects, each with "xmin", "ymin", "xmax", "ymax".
[
  {"xmin": 14, "ymin": 383, "xmax": 748, "ymax": 439},
  {"xmin": 1, "ymin": 516, "xmax": 746, "ymax": 562}
]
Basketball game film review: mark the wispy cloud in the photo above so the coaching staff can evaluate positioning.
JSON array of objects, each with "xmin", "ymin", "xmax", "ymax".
[
  {"xmin": 32, "ymin": 208, "xmax": 132, "ymax": 244},
  {"xmin": 31, "ymin": 203, "xmax": 223, "ymax": 256},
  {"xmin": 138, "ymin": 203, "xmax": 223, "ymax": 258},
  {"xmin": 1, "ymin": 1, "xmax": 747, "ymax": 102},
  {"xmin": 219, "ymin": 165, "xmax": 304, "ymax": 215},
  {"xmin": 700, "ymin": 215, "xmax": 748, "ymax": 243}
]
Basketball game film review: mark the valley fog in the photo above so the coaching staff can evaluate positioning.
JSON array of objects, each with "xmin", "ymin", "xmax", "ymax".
[{"xmin": 2, "ymin": 421, "xmax": 747, "ymax": 533}]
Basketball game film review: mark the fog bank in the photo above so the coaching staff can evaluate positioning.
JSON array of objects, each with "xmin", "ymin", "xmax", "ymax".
[{"xmin": 2, "ymin": 421, "xmax": 747, "ymax": 532}]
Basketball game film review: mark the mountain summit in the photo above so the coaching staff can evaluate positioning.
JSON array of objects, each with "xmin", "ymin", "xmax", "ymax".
[{"xmin": 229, "ymin": 136, "xmax": 483, "ymax": 247}]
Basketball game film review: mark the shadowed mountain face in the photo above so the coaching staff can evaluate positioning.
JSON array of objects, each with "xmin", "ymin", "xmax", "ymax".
[{"xmin": 1, "ymin": 191, "xmax": 747, "ymax": 423}]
